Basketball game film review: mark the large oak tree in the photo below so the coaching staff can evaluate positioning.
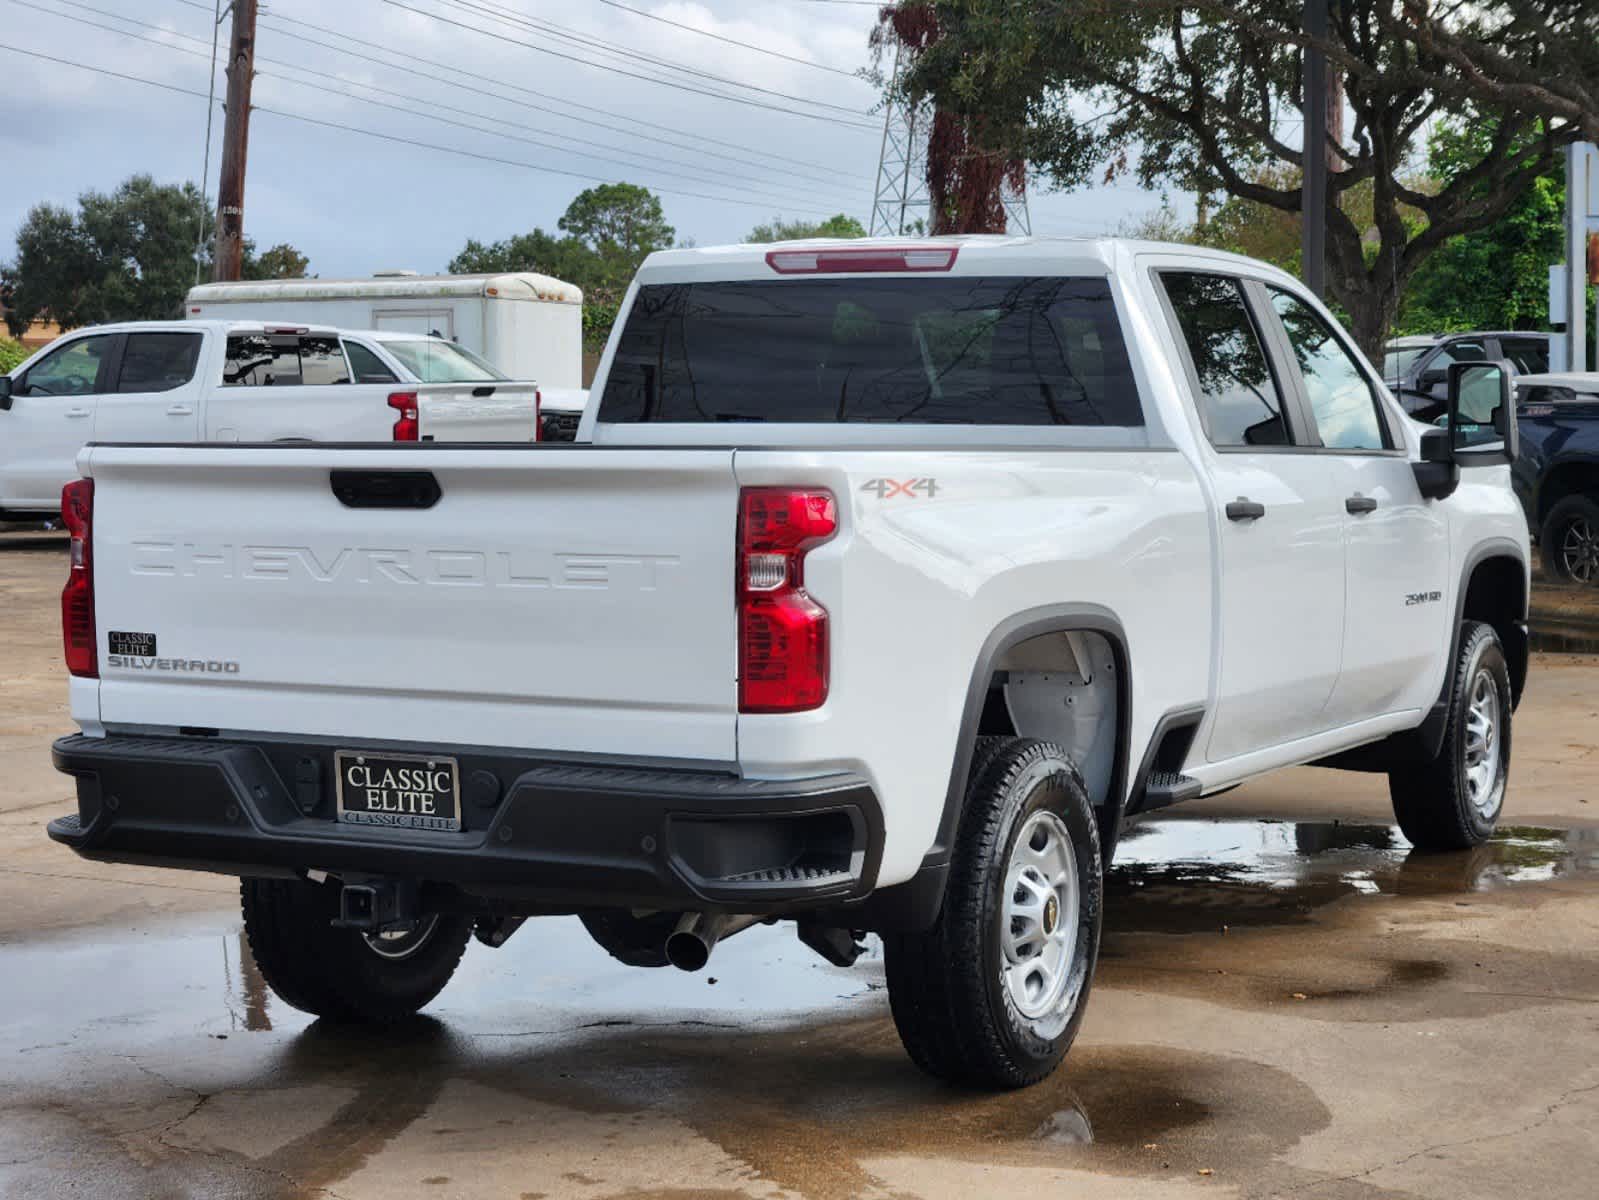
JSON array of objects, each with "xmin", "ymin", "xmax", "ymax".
[{"xmin": 887, "ymin": 1, "xmax": 1597, "ymax": 356}]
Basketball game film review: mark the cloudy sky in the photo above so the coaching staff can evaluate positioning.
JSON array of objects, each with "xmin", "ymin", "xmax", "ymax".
[{"xmin": 0, "ymin": 0, "xmax": 1182, "ymax": 279}]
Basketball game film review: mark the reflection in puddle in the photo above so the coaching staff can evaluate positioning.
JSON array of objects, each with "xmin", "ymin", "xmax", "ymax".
[
  {"xmin": 1109, "ymin": 819, "xmax": 1599, "ymax": 933},
  {"xmin": 1033, "ymin": 1099, "xmax": 1095, "ymax": 1145}
]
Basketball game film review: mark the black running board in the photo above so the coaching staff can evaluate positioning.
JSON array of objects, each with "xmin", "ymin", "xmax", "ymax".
[{"xmin": 1139, "ymin": 770, "xmax": 1203, "ymax": 813}]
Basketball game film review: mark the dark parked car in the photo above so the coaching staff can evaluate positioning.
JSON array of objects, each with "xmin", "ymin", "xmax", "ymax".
[
  {"xmin": 1511, "ymin": 372, "xmax": 1599, "ymax": 582},
  {"xmin": 1386, "ymin": 332, "xmax": 1554, "ymax": 421}
]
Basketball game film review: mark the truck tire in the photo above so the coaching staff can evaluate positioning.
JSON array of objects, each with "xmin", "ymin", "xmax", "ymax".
[
  {"xmin": 1388, "ymin": 621, "xmax": 1512, "ymax": 851},
  {"xmin": 241, "ymin": 878, "xmax": 472, "ymax": 1023},
  {"xmin": 1540, "ymin": 495, "xmax": 1599, "ymax": 583},
  {"xmin": 884, "ymin": 738, "xmax": 1102, "ymax": 1089},
  {"xmin": 579, "ymin": 909, "xmax": 677, "ymax": 968}
]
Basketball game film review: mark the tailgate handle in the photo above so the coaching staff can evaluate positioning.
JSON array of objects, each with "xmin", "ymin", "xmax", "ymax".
[{"xmin": 330, "ymin": 470, "xmax": 441, "ymax": 510}]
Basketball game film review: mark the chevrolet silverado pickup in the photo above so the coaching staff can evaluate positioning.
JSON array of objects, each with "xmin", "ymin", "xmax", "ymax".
[
  {"xmin": 0, "ymin": 321, "xmax": 539, "ymax": 519},
  {"xmin": 47, "ymin": 238, "xmax": 1529, "ymax": 1089}
]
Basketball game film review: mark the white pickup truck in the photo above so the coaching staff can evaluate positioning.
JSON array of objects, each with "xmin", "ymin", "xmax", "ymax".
[
  {"xmin": 47, "ymin": 238, "xmax": 1529, "ymax": 1089},
  {"xmin": 0, "ymin": 320, "xmax": 539, "ymax": 519}
]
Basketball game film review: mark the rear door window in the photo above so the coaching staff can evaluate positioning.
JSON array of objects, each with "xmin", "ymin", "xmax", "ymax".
[
  {"xmin": 116, "ymin": 332, "xmax": 203, "ymax": 393},
  {"xmin": 1497, "ymin": 336, "xmax": 1550, "ymax": 375},
  {"xmin": 1159, "ymin": 272, "xmax": 1291, "ymax": 447},
  {"xmin": 344, "ymin": 340, "xmax": 398, "ymax": 384},
  {"xmin": 597, "ymin": 276, "xmax": 1144, "ymax": 426},
  {"xmin": 299, "ymin": 336, "xmax": 350, "ymax": 386}
]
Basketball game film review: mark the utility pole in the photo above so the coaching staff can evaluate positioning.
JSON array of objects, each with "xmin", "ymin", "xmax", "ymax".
[
  {"xmin": 212, "ymin": 0, "xmax": 257, "ymax": 283},
  {"xmin": 1300, "ymin": 0, "xmax": 1329, "ymax": 298}
]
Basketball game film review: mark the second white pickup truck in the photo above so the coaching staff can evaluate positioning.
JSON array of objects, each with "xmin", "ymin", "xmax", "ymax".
[
  {"xmin": 0, "ymin": 320, "xmax": 539, "ymax": 518},
  {"xmin": 47, "ymin": 238, "xmax": 1529, "ymax": 1089}
]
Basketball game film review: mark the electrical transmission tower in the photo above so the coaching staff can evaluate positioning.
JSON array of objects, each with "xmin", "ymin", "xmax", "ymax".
[
  {"xmin": 870, "ymin": 48, "xmax": 931, "ymax": 236},
  {"xmin": 1001, "ymin": 173, "xmax": 1032, "ymax": 236},
  {"xmin": 869, "ymin": 46, "xmax": 1031, "ymax": 237}
]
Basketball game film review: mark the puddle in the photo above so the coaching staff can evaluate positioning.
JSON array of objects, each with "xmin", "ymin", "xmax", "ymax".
[
  {"xmin": 1108, "ymin": 818, "xmax": 1599, "ymax": 933},
  {"xmin": 4, "ymin": 817, "xmax": 1595, "ymax": 1196}
]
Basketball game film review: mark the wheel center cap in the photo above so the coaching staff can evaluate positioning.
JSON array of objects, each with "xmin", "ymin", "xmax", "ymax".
[{"xmin": 1043, "ymin": 893, "xmax": 1060, "ymax": 935}]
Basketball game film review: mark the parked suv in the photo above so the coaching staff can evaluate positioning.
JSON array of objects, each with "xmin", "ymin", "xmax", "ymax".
[
  {"xmin": 1385, "ymin": 331, "xmax": 1554, "ymax": 421},
  {"xmin": 48, "ymin": 239, "xmax": 1528, "ymax": 1089}
]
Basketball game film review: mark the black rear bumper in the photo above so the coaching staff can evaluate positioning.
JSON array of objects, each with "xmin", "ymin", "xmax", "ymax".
[{"xmin": 49, "ymin": 734, "xmax": 881, "ymax": 914}]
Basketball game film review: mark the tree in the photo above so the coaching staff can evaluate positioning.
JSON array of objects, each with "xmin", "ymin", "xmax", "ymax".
[
  {"xmin": 888, "ymin": 1, "xmax": 1597, "ymax": 358},
  {"xmin": 448, "ymin": 183, "xmax": 674, "ymax": 352},
  {"xmin": 1398, "ymin": 123, "xmax": 1566, "ymax": 334},
  {"xmin": 2, "ymin": 174, "xmax": 309, "ymax": 335},
  {"xmin": 745, "ymin": 214, "xmax": 868, "ymax": 243},
  {"xmin": 556, "ymin": 183, "xmax": 674, "ymax": 261},
  {"xmin": 243, "ymin": 243, "xmax": 311, "ymax": 281}
]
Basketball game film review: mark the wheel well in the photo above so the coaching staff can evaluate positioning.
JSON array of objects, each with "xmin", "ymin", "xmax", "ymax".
[
  {"xmin": 1537, "ymin": 462, "xmax": 1599, "ymax": 525},
  {"xmin": 976, "ymin": 628, "xmax": 1123, "ymax": 814},
  {"xmin": 1462, "ymin": 555, "xmax": 1528, "ymax": 705}
]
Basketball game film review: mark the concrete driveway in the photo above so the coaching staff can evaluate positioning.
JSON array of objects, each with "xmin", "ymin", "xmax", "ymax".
[{"xmin": 4, "ymin": 535, "xmax": 1598, "ymax": 1200}]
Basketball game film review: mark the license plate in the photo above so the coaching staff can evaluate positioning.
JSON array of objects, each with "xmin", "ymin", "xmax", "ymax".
[{"xmin": 334, "ymin": 751, "xmax": 461, "ymax": 832}]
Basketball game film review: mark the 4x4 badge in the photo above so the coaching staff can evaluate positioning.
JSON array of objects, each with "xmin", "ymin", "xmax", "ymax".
[{"xmin": 861, "ymin": 478, "xmax": 940, "ymax": 499}]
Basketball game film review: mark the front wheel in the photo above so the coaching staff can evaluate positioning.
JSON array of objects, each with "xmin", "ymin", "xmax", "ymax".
[
  {"xmin": 1540, "ymin": 495, "xmax": 1599, "ymax": 584},
  {"xmin": 1389, "ymin": 621, "xmax": 1512, "ymax": 850},
  {"xmin": 884, "ymin": 738, "xmax": 1102, "ymax": 1089},
  {"xmin": 241, "ymin": 878, "xmax": 473, "ymax": 1023}
]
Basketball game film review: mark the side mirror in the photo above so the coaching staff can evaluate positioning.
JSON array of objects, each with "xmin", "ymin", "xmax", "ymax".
[
  {"xmin": 0, "ymin": 375, "xmax": 11, "ymax": 410},
  {"xmin": 1412, "ymin": 428, "xmax": 1459, "ymax": 500},
  {"xmin": 1417, "ymin": 368, "xmax": 1448, "ymax": 394},
  {"xmin": 1448, "ymin": 360, "xmax": 1518, "ymax": 466}
]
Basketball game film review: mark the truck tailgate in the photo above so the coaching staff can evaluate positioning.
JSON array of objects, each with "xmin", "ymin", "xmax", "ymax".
[
  {"xmin": 85, "ymin": 446, "xmax": 738, "ymax": 762},
  {"xmin": 416, "ymin": 382, "xmax": 537, "ymax": 442}
]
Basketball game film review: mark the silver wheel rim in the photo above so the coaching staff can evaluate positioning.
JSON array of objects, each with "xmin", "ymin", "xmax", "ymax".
[
  {"xmin": 1001, "ymin": 810, "xmax": 1079, "ymax": 1024},
  {"xmin": 1560, "ymin": 517, "xmax": 1599, "ymax": 582},
  {"xmin": 1463, "ymin": 669, "xmax": 1502, "ymax": 819},
  {"xmin": 363, "ymin": 914, "xmax": 440, "ymax": 961}
]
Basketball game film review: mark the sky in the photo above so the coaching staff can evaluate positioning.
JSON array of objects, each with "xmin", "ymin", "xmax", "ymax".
[{"xmin": 0, "ymin": 0, "xmax": 1186, "ymax": 280}]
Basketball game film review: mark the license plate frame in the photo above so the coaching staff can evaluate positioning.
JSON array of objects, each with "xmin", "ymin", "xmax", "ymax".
[{"xmin": 334, "ymin": 750, "xmax": 462, "ymax": 832}]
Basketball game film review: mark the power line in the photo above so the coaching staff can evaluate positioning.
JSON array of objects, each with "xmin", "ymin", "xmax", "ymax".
[
  {"xmin": 590, "ymin": 0, "xmax": 864, "ymax": 80},
  {"xmin": 381, "ymin": 0, "xmax": 877, "ymax": 129},
  {"xmin": 435, "ymin": 0, "xmax": 868, "ymax": 107},
  {"xmin": 23, "ymin": 0, "xmax": 863, "ymax": 207},
  {"xmin": 430, "ymin": 0, "xmax": 869, "ymax": 111},
  {"xmin": 0, "ymin": 40, "xmax": 847, "ymax": 215},
  {"xmin": 166, "ymin": 0, "xmax": 866, "ymax": 181}
]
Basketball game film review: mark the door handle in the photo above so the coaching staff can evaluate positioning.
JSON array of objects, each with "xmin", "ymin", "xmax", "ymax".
[
  {"xmin": 1225, "ymin": 497, "xmax": 1266, "ymax": 522},
  {"xmin": 1345, "ymin": 495, "xmax": 1379, "ymax": 515},
  {"xmin": 166, "ymin": 404, "xmax": 194, "ymax": 416},
  {"xmin": 64, "ymin": 408, "xmax": 91, "ymax": 419}
]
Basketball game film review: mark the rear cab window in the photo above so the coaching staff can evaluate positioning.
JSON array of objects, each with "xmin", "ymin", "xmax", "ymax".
[
  {"xmin": 597, "ymin": 276, "xmax": 1145, "ymax": 427},
  {"xmin": 223, "ymin": 333, "xmax": 348, "ymax": 387}
]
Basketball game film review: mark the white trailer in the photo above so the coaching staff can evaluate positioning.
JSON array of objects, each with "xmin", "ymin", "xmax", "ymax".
[{"xmin": 185, "ymin": 271, "xmax": 584, "ymax": 389}]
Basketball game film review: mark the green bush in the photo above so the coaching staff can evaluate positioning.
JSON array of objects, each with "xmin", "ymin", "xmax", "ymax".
[{"xmin": 0, "ymin": 339, "xmax": 29, "ymax": 374}]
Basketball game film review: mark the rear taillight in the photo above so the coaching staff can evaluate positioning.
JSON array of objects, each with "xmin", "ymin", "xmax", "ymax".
[
  {"xmin": 737, "ymin": 488, "xmax": 836, "ymax": 713},
  {"xmin": 61, "ymin": 479, "xmax": 96, "ymax": 678},
  {"xmin": 388, "ymin": 391, "xmax": 419, "ymax": 441}
]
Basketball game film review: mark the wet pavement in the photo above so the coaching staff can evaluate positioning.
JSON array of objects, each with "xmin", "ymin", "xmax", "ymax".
[{"xmin": 5, "ymin": 817, "xmax": 1599, "ymax": 1199}]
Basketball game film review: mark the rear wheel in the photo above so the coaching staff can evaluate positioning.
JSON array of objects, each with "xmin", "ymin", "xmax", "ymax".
[
  {"xmin": 241, "ymin": 878, "xmax": 472, "ymax": 1023},
  {"xmin": 1540, "ymin": 495, "xmax": 1599, "ymax": 584},
  {"xmin": 1389, "ymin": 621, "xmax": 1512, "ymax": 850},
  {"xmin": 884, "ymin": 738, "xmax": 1102, "ymax": 1089}
]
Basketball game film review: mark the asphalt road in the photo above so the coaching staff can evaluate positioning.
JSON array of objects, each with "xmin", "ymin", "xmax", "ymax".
[{"xmin": 4, "ymin": 534, "xmax": 1599, "ymax": 1200}]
